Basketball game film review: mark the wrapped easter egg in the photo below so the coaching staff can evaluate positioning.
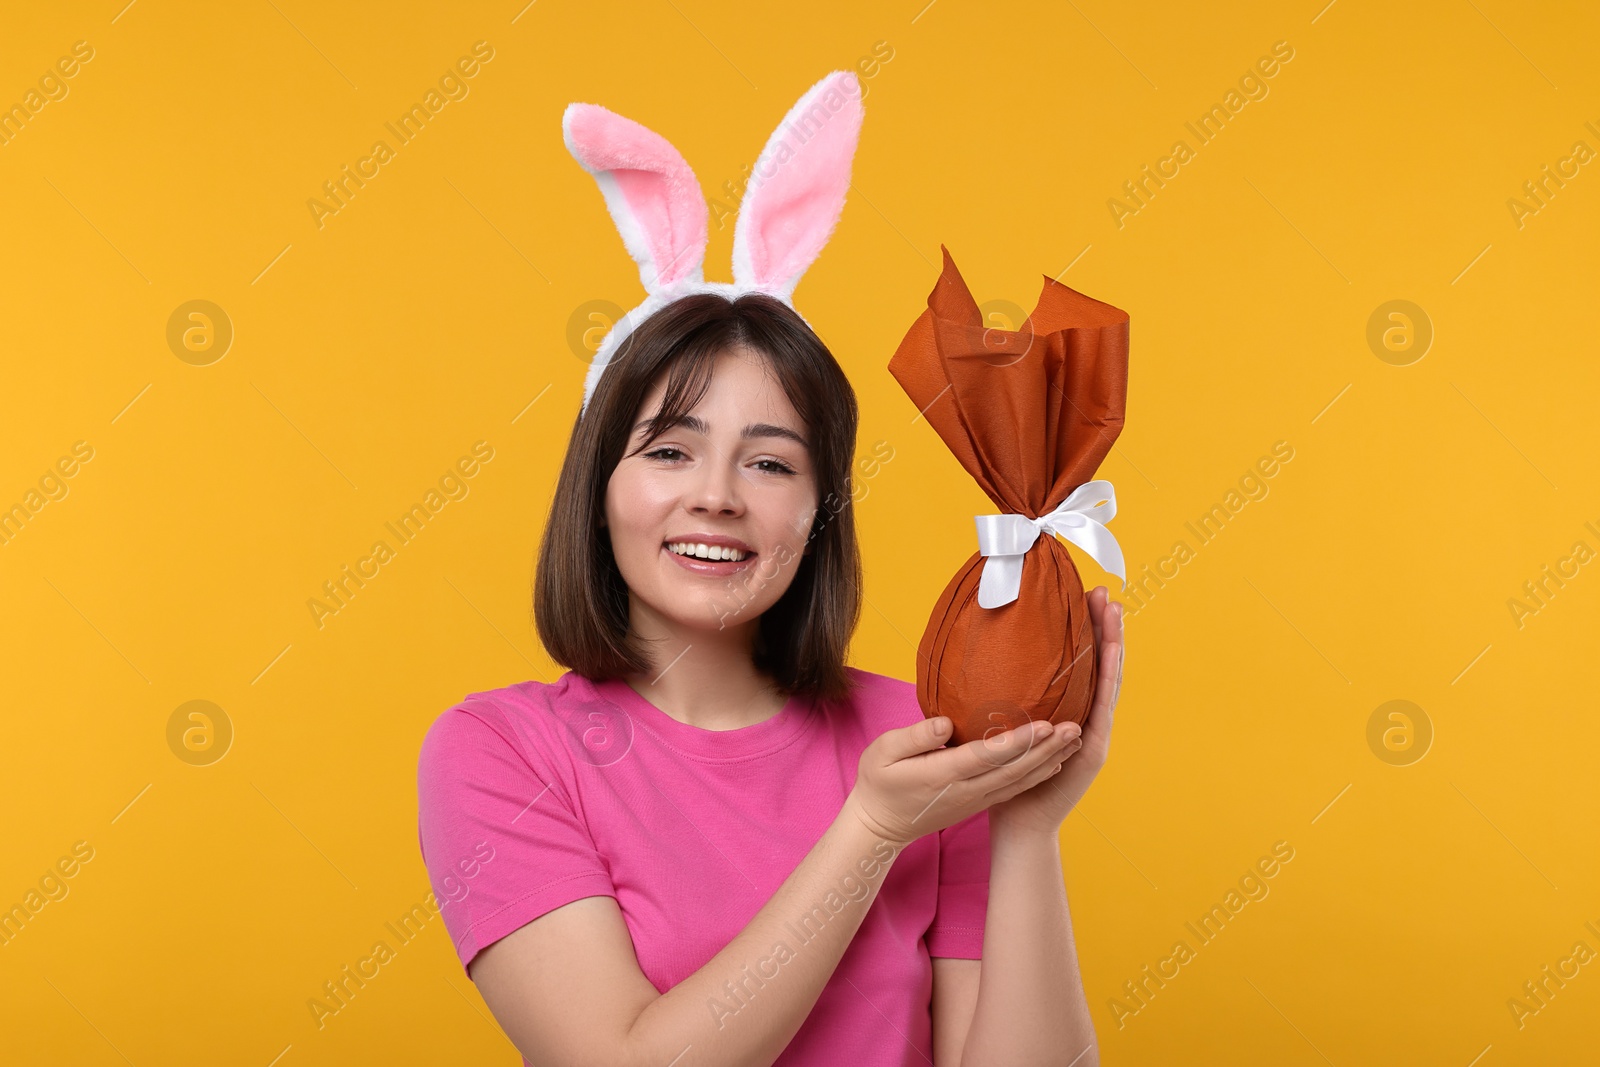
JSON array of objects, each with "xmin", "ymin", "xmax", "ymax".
[{"xmin": 887, "ymin": 246, "xmax": 1129, "ymax": 745}]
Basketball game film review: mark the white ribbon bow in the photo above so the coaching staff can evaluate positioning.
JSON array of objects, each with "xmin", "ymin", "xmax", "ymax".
[{"xmin": 973, "ymin": 479, "xmax": 1126, "ymax": 609}]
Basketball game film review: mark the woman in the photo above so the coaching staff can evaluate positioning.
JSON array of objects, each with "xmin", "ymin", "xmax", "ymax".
[{"xmin": 416, "ymin": 290, "xmax": 1125, "ymax": 1066}]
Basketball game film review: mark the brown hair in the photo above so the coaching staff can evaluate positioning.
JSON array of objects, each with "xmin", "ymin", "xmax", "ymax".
[{"xmin": 533, "ymin": 292, "xmax": 863, "ymax": 703}]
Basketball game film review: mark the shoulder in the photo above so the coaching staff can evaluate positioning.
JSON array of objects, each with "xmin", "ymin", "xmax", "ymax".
[
  {"xmin": 835, "ymin": 666, "xmax": 924, "ymax": 730},
  {"xmin": 841, "ymin": 664, "xmax": 914, "ymax": 696},
  {"xmin": 418, "ymin": 673, "xmax": 593, "ymax": 779},
  {"xmin": 416, "ymin": 674, "xmax": 612, "ymax": 840}
]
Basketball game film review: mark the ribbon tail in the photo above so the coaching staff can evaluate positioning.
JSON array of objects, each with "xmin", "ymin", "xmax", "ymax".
[
  {"xmin": 1054, "ymin": 520, "xmax": 1127, "ymax": 590},
  {"xmin": 1061, "ymin": 479, "xmax": 1117, "ymax": 524},
  {"xmin": 977, "ymin": 553, "xmax": 1024, "ymax": 608}
]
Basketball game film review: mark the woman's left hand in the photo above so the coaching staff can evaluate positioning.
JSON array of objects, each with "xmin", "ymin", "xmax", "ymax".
[{"xmin": 988, "ymin": 586, "xmax": 1125, "ymax": 836}]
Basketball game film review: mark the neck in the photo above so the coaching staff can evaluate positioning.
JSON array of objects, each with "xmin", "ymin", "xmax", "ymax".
[{"xmin": 623, "ymin": 604, "xmax": 784, "ymax": 730}]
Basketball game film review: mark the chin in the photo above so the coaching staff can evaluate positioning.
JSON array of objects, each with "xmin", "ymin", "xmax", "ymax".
[{"xmin": 644, "ymin": 595, "xmax": 768, "ymax": 637}]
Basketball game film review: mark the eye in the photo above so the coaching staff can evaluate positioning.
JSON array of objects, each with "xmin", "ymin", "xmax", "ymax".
[
  {"xmin": 754, "ymin": 458, "xmax": 798, "ymax": 475},
  {"xmin": 643, "ymin": 447, "xmax": 685, "ymax": 462}
]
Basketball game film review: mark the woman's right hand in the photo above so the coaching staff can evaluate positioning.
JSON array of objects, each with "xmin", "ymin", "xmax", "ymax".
[{"xmin": 844, "ymin": 714, "xmax": 1082, "ymax": 847}]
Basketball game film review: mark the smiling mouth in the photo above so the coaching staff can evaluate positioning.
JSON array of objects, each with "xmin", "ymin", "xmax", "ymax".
[{"xmin": 664, "ymin": 541, "xmax": 755, "ymax": 562}]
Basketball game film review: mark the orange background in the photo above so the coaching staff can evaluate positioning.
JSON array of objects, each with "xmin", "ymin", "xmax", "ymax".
[{"xmin": 2, "ymin": 1, "xmax": 1596, "ymax": 1063}]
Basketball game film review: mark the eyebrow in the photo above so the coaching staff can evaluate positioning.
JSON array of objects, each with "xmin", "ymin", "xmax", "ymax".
[{"xmin": 633, "ymin": 414, "xmax": 809, "ymax": 451}]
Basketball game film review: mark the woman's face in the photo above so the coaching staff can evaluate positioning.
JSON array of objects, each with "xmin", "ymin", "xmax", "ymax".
[{"xmin": 604, "ymin": 345, "xmax": 819, "ymax": 640}]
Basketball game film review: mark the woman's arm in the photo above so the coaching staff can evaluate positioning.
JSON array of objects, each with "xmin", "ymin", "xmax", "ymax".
[
  {"xmin": 472, "ymin": 713, "xmax": 1070, "ymax": 1067},
  {"xmin": 926, "ymin": 831, "xmax": 1097, "ymax": 1067},
  {"xmin": 473, "ymin": 789, "xmax": 903, "ymax": 1067},
  {"xmin": 951, "ymin": 588, "xmax": 1125, "ymax": 1067},
  {"xmin": 931, "ymin": 956, "xmax": 981, "ymax": 1064},
  {"xmin": 956, "ymin": 821, "xmax": 1098, "ymax": 1067}
]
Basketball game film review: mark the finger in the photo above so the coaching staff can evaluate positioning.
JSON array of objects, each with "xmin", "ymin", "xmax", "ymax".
[
  {"xmin": 1083, "ymin": 634, "xmax": 1122, "ymax": 749},
  {"xmin": 1112, "ymin": 638, "xmax": 1125, "ymax": 709},
  {"xmin": 1087, "ymin": 585, "xmax": 1106, "ymax": 648},
  {"xmin": 1108, "ymin": 599, "xmax": 1125, "ymax": 702},
  {"xmin": 877, "ymin": 716, "xmax": 957, "ymax": 762},
  {"xmin": 986, "ymin": 740, "xmax": 1080, "ymax": 803},
  {"xmin": 1117, "ymin": 602, "xmax": 1126, "ymax": 677},
  {"xmin": 965, "ymin": 726, "xmax": 1075, "ymax": 792},
  {"xmin": 942, "ymin": 719, "xmax": 1057, "ymax": 779}
]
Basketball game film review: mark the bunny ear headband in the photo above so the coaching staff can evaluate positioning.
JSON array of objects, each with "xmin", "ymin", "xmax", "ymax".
[{"xmin": 562, "ymin": 70, "xmax": 865, "ymax": 417}]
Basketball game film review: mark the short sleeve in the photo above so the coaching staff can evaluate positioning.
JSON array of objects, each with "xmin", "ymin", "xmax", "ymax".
[
  {"xmin": 416, "ymin": 700, "xmax": 617, "ymax": 975},
  {"xmin": 926, "ymin": 809, "xmax": 991, "ymax": 959}
]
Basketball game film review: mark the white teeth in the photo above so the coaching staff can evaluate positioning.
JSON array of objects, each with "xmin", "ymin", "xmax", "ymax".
[{"xmin": 668, "ymin": 542, "xmax": 749, "ymax": 561}]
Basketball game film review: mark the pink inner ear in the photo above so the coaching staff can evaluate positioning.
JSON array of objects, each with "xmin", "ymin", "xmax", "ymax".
[
  {"xmin": 565, "ymin": 103, "xmax": 706, "ymax": 289},
  {"xmin": 611, "ymin": 168, "xmax": 694, "ymax": 284},
  {"xmin": 739, "ymin": 72, "xmax": 863, "ymax": 291}
]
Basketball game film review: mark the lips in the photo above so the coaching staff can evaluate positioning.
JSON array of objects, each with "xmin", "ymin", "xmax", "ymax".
[
  {"xmin": 661, "ymin": 541, "xmax": 758, "ymax": 576},
  {"xmin": 664, "ymin": 533, "xmax": 755, "ymax": 554}
]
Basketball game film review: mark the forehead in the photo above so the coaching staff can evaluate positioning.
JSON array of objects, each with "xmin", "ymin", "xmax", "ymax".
[{"xmin": 635, "ymin": 347, "xmax": 803, "ymax": 428}]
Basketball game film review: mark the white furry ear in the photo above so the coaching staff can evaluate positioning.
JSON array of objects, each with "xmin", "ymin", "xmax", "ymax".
[
  {"xmin": 563, "ymin": 101, "xmax": 708, "ymax": 294},
  {"xmin": 732, "ymin": 71, "xmax": 865, "ymax": 301}
]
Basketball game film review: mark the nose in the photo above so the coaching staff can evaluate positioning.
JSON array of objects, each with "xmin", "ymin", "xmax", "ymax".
[{"xmin": 685, "ymin": 451, "xmax": 745, "ymax": 516}]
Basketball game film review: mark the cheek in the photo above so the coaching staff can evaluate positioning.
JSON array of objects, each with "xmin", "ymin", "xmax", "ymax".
[
  {"xmin": 605, "ymin": 465, "xmax": 671, "ymax": 553},
  {"xmin": 777, "ymin": 483, "xmax": 819, "ymax": 543},
  {"xmin": 766, "ymin": 480, "xmax": 819, "ymax": 543}
]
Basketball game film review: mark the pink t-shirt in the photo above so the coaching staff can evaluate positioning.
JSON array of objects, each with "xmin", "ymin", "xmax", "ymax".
[{"xmin": 415, "ymin": 665, "xmax": 991, "ymax": 1066}]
